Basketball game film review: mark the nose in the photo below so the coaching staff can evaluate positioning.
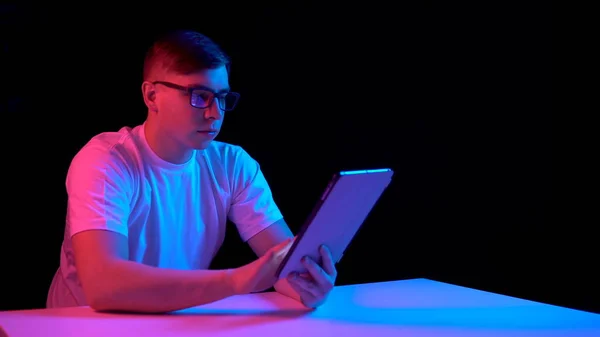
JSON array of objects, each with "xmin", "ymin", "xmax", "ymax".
[{"xmin": 203, "ymin": 100, "xmax": 224, "ymax": 120}]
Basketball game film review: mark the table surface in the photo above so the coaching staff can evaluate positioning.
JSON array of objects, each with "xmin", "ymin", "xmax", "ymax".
[{"xmin": 1, "ymin": 278, "xmax": 598, "ymax": 337}]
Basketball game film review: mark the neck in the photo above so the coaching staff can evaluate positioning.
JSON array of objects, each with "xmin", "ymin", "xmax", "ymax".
[{"xmin": 143, "ymin": 120, "xmax": 193, "ymax": 164}]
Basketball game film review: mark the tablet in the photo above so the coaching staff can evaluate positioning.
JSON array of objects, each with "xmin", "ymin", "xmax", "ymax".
[{"xmin": 276, "ymin": 168, "xmax": 394, "ymax": 279}]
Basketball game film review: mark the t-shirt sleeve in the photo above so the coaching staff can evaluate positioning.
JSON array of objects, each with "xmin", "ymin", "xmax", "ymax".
[
  {"xmin": 65, "ymin": 142, "xmax": 133, "ymax": 238},
  {"xmin": 227, "ymin": 147, "xmax": 283, "ymax": 242}
]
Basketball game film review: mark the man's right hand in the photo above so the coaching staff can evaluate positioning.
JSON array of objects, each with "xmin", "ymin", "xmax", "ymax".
[{"xmin": 228, "ymin": 238, "xmax": 293, "ymax": 295}]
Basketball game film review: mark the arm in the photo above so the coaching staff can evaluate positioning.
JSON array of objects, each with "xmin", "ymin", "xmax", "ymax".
[
  {"xmin": 67, "ymin": 145, "xmax": 235, "ymax": 313},
  {"xmin": 73, "ymin": 229, "xmax": 235, "ymax": 313},
  {"xmin": 227, "ymin": 147, "xmax": 334, "ymax": 306}
]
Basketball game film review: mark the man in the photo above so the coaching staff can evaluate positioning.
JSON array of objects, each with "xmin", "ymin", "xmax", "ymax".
[{"xmin": 46, "ymin": 29, "xmax": 337, "ymax": 313}]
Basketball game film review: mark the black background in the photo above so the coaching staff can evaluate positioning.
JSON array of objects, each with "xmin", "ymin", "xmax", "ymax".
[{"xmin": 1, "ymin": 2, "xmax": 579, "ymax": 314}]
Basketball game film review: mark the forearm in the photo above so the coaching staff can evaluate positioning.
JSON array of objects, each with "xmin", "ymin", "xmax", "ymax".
[{"xmin": 87, "ymin": 260, "xmax": 235, "ymax": 313}]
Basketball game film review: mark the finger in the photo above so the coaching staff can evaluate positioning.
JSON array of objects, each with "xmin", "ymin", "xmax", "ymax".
[
  {"xmin": 298, "ymin": 272, "xmax": 312, "ymax": 280},
  {"xmin": 267, "ymin": 238, "xmax": 293, "ymax": 261},
  {"xmin": 301, "ymin": 256, "xmax": 333, "ymax": 290},
  {"xmin": 286, "ymin": 276, "xmax": 316, "ymax": 303},
  {"xmin": 319, "ymin": 245, "xmax": 337, "ymax": 277},
  {"xmin": 256, "ymin": 238, "xmax": 292, "ymax": 271},
  {"xmin": 261, "ymin": 238, "xmax": 294, "ymax": 279},
  {"xmin": 274, "ymin": 237, "xmax": 293, "ymax": 253},
  {"xmin": 288, "ymin": 272, "xmax": 321, "ymax": 298},
  {"xmin": 277, "ymin": 239, "xmax": 295, "ymax": 262}
]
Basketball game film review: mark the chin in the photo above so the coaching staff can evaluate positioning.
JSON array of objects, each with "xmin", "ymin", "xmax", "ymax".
[
  {"xmin": 191, "ymin": 142, "xmax": 211, "ymax": 150},
  {"xmin": 188, "ymin": 131, "xmax": 218, "ymax": 150},
  {"xmin": 189, "ymin": 139, "xmax": 214, "ymax": 150}
]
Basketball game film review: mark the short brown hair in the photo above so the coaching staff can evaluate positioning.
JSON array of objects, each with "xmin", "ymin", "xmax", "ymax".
[{"xmin": 143, "ymin": 30, "xmax": 230, "ymax": 81}]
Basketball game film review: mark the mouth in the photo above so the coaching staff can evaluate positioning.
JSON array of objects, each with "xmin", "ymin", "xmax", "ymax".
[{"xmin": 197, "ymin": 130, "xmax": 218, "ymax": 135}]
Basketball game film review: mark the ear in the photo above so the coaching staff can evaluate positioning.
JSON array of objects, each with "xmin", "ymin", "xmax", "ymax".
[{"xmin": 141, "ymin": 81, "xmax": 158, "ymax": 112}]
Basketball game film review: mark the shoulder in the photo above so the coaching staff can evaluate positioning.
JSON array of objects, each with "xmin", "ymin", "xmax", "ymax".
[
  {"xmin": 67, "ymin": 126, "xmax": 140, "ymax": 186},
  {"xmin": 200, "ymin": 141, "xmax": 265, "ymax": 195},
  {"xmin": 202, "ymin": 140, "xmax": 259, "ymax": 171}
]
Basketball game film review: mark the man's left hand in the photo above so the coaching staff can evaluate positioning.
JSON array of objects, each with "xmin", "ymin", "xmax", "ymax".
[{"xmin": 285, "ymin": 244, "xmax": 337, "ymax": 308}]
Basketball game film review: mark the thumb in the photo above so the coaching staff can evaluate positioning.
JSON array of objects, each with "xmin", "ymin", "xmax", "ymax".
[
  {"xmin": 265, "ymin": 238, "xmax": 293, "ymax": 262},
  {"xmin": 255, "ymin": 238, "xmax": 293, "ymax": 280}
]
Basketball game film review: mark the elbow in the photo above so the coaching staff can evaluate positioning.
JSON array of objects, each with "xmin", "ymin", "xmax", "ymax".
[
  {"xmin": 88, "ymin": 293, "xmax": 117, "ymax": 312},
  {"xmin": 83, "ymin": 276, "xmax": 151, "ymax": 313},
  {"xmin": 84, "ymin": 284, "xmax": 120, "ymax": 312},
  {"xmin": 80, "ymin": 273, "xmax": 123, "ymax": 312},
  {"xmin": 78, "ymin": 261, "xmax": 129, "ymax": 312}
]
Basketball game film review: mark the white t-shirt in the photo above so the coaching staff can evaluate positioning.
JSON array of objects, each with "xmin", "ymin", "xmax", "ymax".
[{"xmin": 47, "ymin": 124, "xmax": 283, "ymax": 307}]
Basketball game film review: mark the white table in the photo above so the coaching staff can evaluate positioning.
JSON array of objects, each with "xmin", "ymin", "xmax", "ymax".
[{"xmin": 1, "ymin": 278, "xmax": 598, "ymax": 336}]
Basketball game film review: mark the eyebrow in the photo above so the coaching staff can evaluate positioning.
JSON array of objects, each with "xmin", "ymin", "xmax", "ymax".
[{"xmin": 187, "ymin": 84, "xmax": 230, "ymax": 93}]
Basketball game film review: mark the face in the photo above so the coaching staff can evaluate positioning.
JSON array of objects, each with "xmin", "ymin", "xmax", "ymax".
[{"xmin": 150, "ymin": 65, "xmax": 231, "ymax": 150}]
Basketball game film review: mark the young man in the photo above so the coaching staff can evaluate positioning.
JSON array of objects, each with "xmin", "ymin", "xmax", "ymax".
[{"xmin": 46, "ymin": 30, "xmax": 337, "ymax": 313}]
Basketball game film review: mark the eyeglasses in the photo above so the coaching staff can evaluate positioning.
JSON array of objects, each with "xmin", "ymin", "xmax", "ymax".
[{"xmin": 152, "ymin": 81, "xmax": 240, "ymax": 111}]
